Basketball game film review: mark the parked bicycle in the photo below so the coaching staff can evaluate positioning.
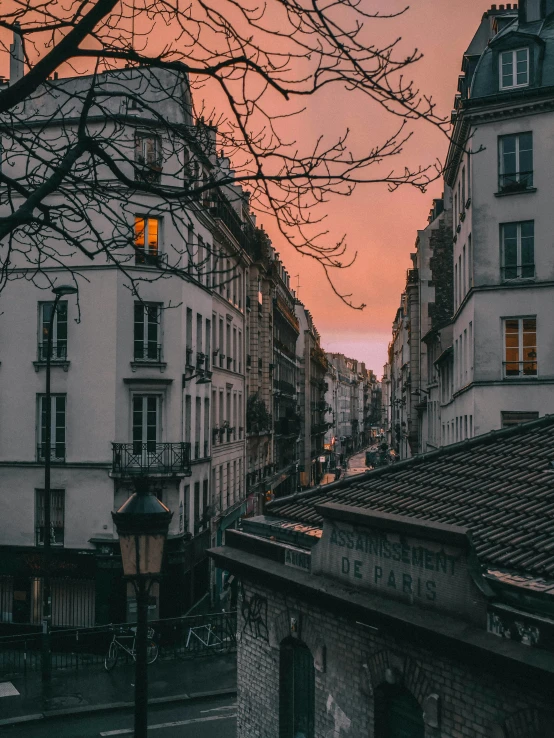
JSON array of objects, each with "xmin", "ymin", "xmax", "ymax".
[
  {"xmin": 104, "ymin": 625, "xmax": 159, "ymax": 672},
  {"xmin": 186, "ymin": 623, "xmax": 225, "ymax": 650}
]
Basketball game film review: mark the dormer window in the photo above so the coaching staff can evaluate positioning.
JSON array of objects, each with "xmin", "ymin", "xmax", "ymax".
[{"xmin": 500, "ymin": 48, "xmax": 529, "ymax": 90}]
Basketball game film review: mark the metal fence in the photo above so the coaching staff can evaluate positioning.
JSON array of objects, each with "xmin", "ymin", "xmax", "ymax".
[{"xmin": 0, "ymin": 610, "xmax": 237, "ymax": 677}]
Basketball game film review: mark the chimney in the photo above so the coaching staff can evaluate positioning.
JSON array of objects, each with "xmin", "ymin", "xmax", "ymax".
[{"xmin": 9, "ymin": 23, "xmax": 24, "ymax": 84}]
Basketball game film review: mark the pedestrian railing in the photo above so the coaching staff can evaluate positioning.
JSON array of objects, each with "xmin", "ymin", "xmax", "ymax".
[{"xmin": 0, "ymin": 610, "xmax": 237, "ymax": 677}]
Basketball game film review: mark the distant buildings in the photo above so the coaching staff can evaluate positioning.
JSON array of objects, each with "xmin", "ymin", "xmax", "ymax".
[
  {"xmin": 324, "ymin": 353, "xmax": 381, "ymax": 465},
  {"xmin": 384, "ymin": 2, "xmax": 554, "ymax": 458}
]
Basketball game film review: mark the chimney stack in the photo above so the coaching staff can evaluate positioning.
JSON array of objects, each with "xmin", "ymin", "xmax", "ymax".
[{"xmin": 9, "ymin": 24, "xmax": 24, "ymax": 84}]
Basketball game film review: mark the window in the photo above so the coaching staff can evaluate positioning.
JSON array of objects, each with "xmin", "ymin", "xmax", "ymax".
[
  {"xmin": 194, "ymin": 482, "xmax": 200, "ymax": 529},
  {"xmin": 499, "ymin": 48, "xmax": 529, "ymax": 90},
  {"xmin": 499, "ymin": 133, "xmax": 533, "ymax": 192},
  {"xmin": 195, "ymin": 397, "xmax": 201, "ymax": 459},
  {"xmin": 279, "ymin": 639, "xmax": 315, "ymax": 738},
  {"xmin": 134, "ymin": 303, "xmax": 161, "ymax": 361},
  {"xmin": 504, "ymin": 318, "xmax": 537, "ymax": 378},
  {"xmin": 39, "ymin": 302, "xmax": 68, "ymax": 361},
  {"xmin": 202, "ymin": 479, "xmax": 209, "ymax": 519},
  {"xmin": 461, "ymin": 166, "xmax": 466, "ymax": 209},
  {"xmin": 501, "ymin": 410, "xmax": 539, "ymax": 428},
  {"xmin": 134, "ymin": 216, "xmax": 160, "ymax": 265},
  {"xmin": 204, "ymin": 398, "xmax": 210, "ymax": 457},
  {"xmin": 501, "ymin": 221, "xmax": 535, "ymax": 280},
  {"xmin": 38, "ymin": 395, "xmax": 66, "ymax": 461},
  {"xmin": 132, "ymin": 395, "xmax": 160, "ymax": 452},
  {"xmin": 453, "ymin": 193, "xmax": 458, "ymax": 229},
  {"xmin": 226, "ymin": 462, "xmax": 231, "ymax": 507},
  {"xmin": 134, "ymin": 134, "xmax": 162, "ymax": 182},
  {"xmin": 35, "ymin": 489, "xmax": 65, "ymax": 547}
]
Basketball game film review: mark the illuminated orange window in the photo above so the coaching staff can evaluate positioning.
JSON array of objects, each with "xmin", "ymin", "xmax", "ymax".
[
  {"xmin": 135, "ymin": 216, "xmax": 160, "ymax": 265},
  {"xmin": 504, "ymin": 317, "xmax": 537, "ymax": 378}
]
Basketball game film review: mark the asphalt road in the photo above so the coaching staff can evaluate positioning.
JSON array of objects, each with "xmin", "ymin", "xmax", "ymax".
[{"xmin": 2, "ymin": 695, "xmax": 237, "ymax": 738}]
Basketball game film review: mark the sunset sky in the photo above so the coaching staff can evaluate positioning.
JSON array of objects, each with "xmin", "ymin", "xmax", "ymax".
[
  {"xmin": 0, "ymin": 0, "xmax": 491, "ymax": 375},
  {"xmin": 256, "ymin": 0, "xmax": 490, "ymax": 375}
]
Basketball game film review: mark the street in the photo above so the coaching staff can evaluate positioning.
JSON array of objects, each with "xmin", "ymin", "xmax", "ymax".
[
  {"xmin": 345, "ymin": 446, "xmax": 374, "ymax": 477},
  {"xmin": 1, "ymin": 695, "xmax": 236, "ymax": 738}
]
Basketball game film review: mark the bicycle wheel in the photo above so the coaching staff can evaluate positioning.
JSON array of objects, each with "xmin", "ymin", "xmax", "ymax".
[
  {"xmin": 146, "ymin": 641, "xmax": 159, "ymax": 665},
  {"xmin": 104, "ymin": 641, "xmax": 119, "ymax": 672}
]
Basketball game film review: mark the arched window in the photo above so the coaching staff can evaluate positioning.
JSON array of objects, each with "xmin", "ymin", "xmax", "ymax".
[
  {"xmin": 374, "ymin": 683, "xmax": 424, "ymax": 738},
  {"xmin": 279, "ymin": 638, "xmax": 315, "ymax": 738}
]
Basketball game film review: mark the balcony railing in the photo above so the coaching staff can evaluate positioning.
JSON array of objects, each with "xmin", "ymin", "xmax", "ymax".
[
  {"xmin": 38, "ymin": 343, "xmax": 68, "ymax": 362},
  {"xmin": 498, "ymin": 171, "xmax": 533, "ymax": 194},
  {"xmin": 112, "ymin": 442, "xmax": 191, "ymax": 476},
  {"xmin": 133, "ymin": 344, "xmax": 162, "ymax": 362},
  {"xmin": 501, "ymin": 264, "xmax": 535, "ymax": 281},
  {"xmin": 37, "ymin": 444, "xmax": 66, "ymax": 463},
  {"xmin": 135, "ymin": 249, "xmax": 161, "ymax": 267},
  {"xmin": 503, "ymin": 361, "xmax": 537, "ymax": 379},
  {"xmin": 274, "ymin": 379, "xmax": 296, "ymax": 397}
]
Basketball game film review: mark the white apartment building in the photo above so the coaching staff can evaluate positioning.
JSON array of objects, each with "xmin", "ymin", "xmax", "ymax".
[
  {"xmin": 443, "ymin": 1, "xmax": 554, "ymax": 441},
  {"xmin": 209, "ymin": 187, "xmax": 250, "ymax": 601},
  {"xmin": 0, "ymin": 64, "xmax": 243, "ymax": 625}
]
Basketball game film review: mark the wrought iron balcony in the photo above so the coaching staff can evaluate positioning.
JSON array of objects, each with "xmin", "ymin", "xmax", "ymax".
[{"xmin": 112, "ymin": 442, "xmax": 191, "ymax": 476}]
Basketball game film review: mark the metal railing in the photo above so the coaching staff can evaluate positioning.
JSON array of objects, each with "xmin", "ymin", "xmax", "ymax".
[
  {"xmin": 499, "ymin": 171, "xmax": 533, "ymax": 193},
  {"xmin": 38, "ymin": 342, "xmax": 68, "ymax": 361},
  {"xmin": 0, "ymin": 611, "xmax": 237, "ymax": 677},
  {"xmin": 133, "ymin": 344, "xmax": 162, "ymax": 362},
  {"xmin": 501, "ymin": 264, "xmax": 535, "ymax": 281},
  {"xmin": 503, "ymin": 361, "xmax": 537, "ymax": 378},
  {"xmin": 112, "ymin": 442, "xmax": 192, "ymax": 475},
  {"xmin": 37, "ymin": 444, "xmax": 65, "ymax": 463}
]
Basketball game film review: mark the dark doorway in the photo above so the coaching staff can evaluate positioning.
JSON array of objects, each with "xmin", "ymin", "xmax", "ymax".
[
  {"xmin": 279, "ymin": 638, "xmax": 315, "ymax": 738},
  {"xmin": 375, "ymin": 683, "xmax": 424, "ymax": 738}
]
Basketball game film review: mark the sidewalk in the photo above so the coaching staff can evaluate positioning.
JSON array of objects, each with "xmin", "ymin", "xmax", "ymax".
[{"xmin": 0, "ymin": 653, "xmax": 236, "ymax": 726}]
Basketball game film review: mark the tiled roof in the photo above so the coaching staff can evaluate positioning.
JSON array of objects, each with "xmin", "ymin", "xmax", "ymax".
[{"xmin": 269, "ymin": 416, "xmax": 554, "ymax": 578}]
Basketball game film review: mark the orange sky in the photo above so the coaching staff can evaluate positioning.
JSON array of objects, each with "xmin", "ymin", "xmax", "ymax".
[{"xmin": 256, "ymin": 0, "xmax": 489, "ymax": 374}]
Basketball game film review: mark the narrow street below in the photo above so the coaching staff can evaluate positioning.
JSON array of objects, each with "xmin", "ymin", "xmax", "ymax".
[
  {"xmin": 345, "ymin": 446, "xmax": 374, "ymax": 478},
  {"xmin": 1, "ymin": 695, "xmax": 237, "ymax": 738}
]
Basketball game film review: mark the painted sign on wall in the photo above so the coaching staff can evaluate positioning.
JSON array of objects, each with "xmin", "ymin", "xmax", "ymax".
[{"xmin": 312, "ymin": 503, "xmax": 486, "ymax": 621}]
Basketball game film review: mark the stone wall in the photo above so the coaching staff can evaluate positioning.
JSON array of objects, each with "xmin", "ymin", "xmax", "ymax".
[{"xmin": 237, "ymin": 579, "xmax": 553, "ymax": 738}]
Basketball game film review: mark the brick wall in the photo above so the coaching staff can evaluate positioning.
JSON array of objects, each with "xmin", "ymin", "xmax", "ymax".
[{"xmin": 237, "ymin": 579, "xmax": 553, "ymax": 738}]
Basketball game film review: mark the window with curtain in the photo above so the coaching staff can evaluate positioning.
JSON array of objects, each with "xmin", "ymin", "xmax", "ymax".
[
  {"xmin": 504, "ymin": 317, "xmax": 537, "ymax": 378},
  {"xmin": 134, "ymin": 216, "xmax": 160, "ymax": 265}
]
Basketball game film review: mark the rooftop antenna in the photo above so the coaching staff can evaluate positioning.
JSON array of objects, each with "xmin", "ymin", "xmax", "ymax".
[{"xmin": 294, "ymin": 274, "xmax": 301, "ymax": 299}]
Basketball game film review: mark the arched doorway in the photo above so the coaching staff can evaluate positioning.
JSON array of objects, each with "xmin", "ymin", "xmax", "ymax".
[
  {"xmin": 374, "ymin": 683, "xmax": 424, "ymax": 738},
  {"xmin": 279, "ymin": 638, "xmax": 315, "ymax": 738}
]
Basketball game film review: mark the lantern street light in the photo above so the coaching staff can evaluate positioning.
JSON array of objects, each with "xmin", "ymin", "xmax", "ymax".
[
  {"xmin": 112, "ymin": 477, "xmax": 172, "ymax": 738},
  {"xmin": 41, "ymin": 284, "xmax": 78, "ymax": 689}
]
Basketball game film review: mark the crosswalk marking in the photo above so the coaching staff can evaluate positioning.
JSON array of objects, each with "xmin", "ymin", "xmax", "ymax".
[{"xmin": 99, "ymin": 712, "xmax": 237, "ymax": 735}]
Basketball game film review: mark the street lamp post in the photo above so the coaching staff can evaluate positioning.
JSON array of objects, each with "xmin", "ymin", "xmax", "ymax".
[
  {"xmin": 112, "ymin": 478, "xmax": 172, "ymax": 738},
  {"xmin": 41, "ymin": 284, "xmax": 78, "ymax": 689}
]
